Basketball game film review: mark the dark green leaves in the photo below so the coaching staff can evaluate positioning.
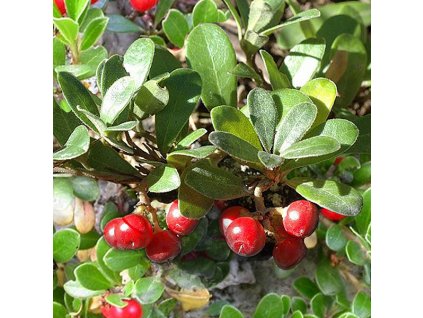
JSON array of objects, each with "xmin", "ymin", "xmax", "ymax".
[
  {"xmin": 185, "ymin": 160, "xmax": 249, "ymax": 200},
  {"xmin": 281, "ymin": 136, "xmax": 340, "ymax": 159},
  {"xmin": 74, "ymin": 263, "xmax": 114, "ymax": 290},
  {"xmin": 186, "ymin": 23, "xmax": 237, "ymax": 110},
  {"xmin": 261, "ymin": 9, "xmax": 321, "ymax": 36},
  {"xmin": 53, "ymin": 98, "xmax": 81, "ymax": 146},
  {"xmin": 134, "ymin": 76, "xmax": 170, "ymax": 115},
  {"xmin": 193, "ymin": 0, "xmax": 219, "ymax": 26},
  {"xmin": 106, "ymin": 15, "xmax": 142, "ymax": 33},
  {"xmin": 156, "ymin": 69, "xmax": 202, "ymax": 153},
  {"xmin": 260, "ymin": 50, "xmax": 291, "ymax": 89},
  {"xmin": 287, "ymin": 178, "xmax": 363, "ymax": 216},
  {"xmin": 71, "ymin": 176, "xmax": 100, "ymax": 201},
  {"xmin": 123, "ymin": 38, "xmax": 155, "ymax": 87},
  {"xmin": 97, "ymin": 55, "xmax": 128, "ymax": 96},
  {"xmin": 248, "ymin": 88, "xmax": 277, "ymax": 152},
  {"xmin": 326, "ymin": 225, "xmax": 347, "ymax": 251},
  {"xmin": 80, "ymin": 17, "xmax": 108, "ymax": 50},
  {"xmin": 134, "ymin": 277, "xmax": 165, "ymax": 304},
  {"xmin": 163, "ymin": 9, "xmax": 190, "ymax": 48},
  {"xmin": 53, "ymin": 125, "xmax": 90, "ymax": 160},
  {"xmin": 315, "ymin": 261, "xmax": 344, "ymax": 296},
  {"xmin": 355, "ymin": 188, "xmax": 371, "ymax": 235},
  {"xmin": 53, "ymin": 229, "xmax": 81, "ymax": 263},
  {"xmin": 253, "ymin": 293, "xmax": 285, "ymax": 318},
  {"xmin": 293, "ymin": 277, "xmax": 320, "ymax": 299},
  {"xmin": 146, "ymin": 164, "xmax": 180, "ymax": 193},
  {"xmin": 258, "ymin": 151, "xmax": 283, "ymax": 169},
  {"xmin": 104, "ymin": 249, "xmax": 148, "ymax": 272},
  {"xmin": 352, "ymin": 292, "xmax": 371, "ymax": 318}
]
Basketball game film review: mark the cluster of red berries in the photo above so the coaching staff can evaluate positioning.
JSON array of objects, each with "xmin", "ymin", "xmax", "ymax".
[{"xmin": 104, "ymin": 199, "xmax": 199, "ymax": 263}]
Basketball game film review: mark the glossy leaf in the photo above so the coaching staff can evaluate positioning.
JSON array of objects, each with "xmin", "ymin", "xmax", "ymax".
[
  {"xmin": 79, "ymin": 229, "xmax": 101, "ymax": 249},
  {"xmin": 75, "ymin": 263, "xmax": 114, "ymax": 290},
  {"xmin": 280, "ymin": 38, "xmax": 326, "ymax": 88},
  {"xmin": 345, "ymin": 241, "xmax": 367, "ymax": 266},
  {"xmin": 80, "ymin": 7, "xmax": 104, "ymax": 32},
  {"xmin": 181, "ymin": 218, "xmax": 208, "ymax": 255},
  {"xmin": 209, "ymin": 131, "xmax": 261, "ymax": 166},
  {"xmin": 64, "ymin": 280, "xmax": 104, "ymax": 299},
  {"xmin": 53, "ymin": 37, "xmax": 66, "ymax": 68},
  {"xmin": 186, "ymin": 23, "xmax": 237, "ymax": 109},
  {"xmin": 272, "ymin": 89, "xmax": 312, "ymax": 123},
  {"xmin": 300, "ymin": 78, "xmax": 337, "ymax": 128},
  {"xmin": 273, "ymin": 102, "xmax": 317, "ymax": 155},
  {"xmin": 291, "ymin": 297, "xmax": 307, "ymax": 313},
  {"xmin": 105, "ymin": 121, "xmax": 138, "ymax": 132},
  {"xmin": 258, "ymin": 151, "xmax": 283, "ymax": 169},
  {"xmin": 346, "ymin": 114, "xmax": 370, "ymax": 154},
  {"xmin": 352, "ymin": 291, "xmax": 371, "ymax": 318},
  {"xmin": 315, "ymin": 261, "xmax": 344, "ymax": 296},
  {"xmin": 71, "ymin": 176, "xmax": 99, "ymax": 201},
  {"xmin": 123, "ymin": 38, "xmax": 155, "ymax": 87},
  {"xmin": 53, "ymin": 126, "xmax": 90, "ymax": 160},
  {"xmin": 292, "ymin": 310, "xmax": 305, "ymax": 318},
  {"xmin": 156, "ymin": 69, "xmax": 202, "ymax": 153},
  {"xmin": 293, "ymin": 277, "xmax": 320, "ymax": 299},
  {"xmin": 326, "ymin": 34, "xmax": 367, "ymax": 108},
  {"xmin": 149, "ymin": 45, "xmax": 181, "ymax": 78},
  {"xmin": 167, "ymin": 146, "xmax": 216, "ymax": 168},
  {"xmin": 355, "ymin": 188, "xmax": 371, "ymax": 236},
  {"xmin": 177, "ymin": 128, "xmax": 207, "ymax": 148},
  {"xmin": 53, "ymin": 18, "xmax": 78, "ymax": 45},
  {"xmin": 154, "ymin": 0, "xmax": 176, "ymax": 27},
  {"xmin": 281, "ymin": 136, "xmax": 340, "ymax": 159},
  {"xmin": 311, "ymin": 293, "xmax": 329, "ymax": 318},
  {"xmin": 98, "ymin": 55, "xmax": 128, "ymax": 96},
  {"xmin": 326, "ymin": 225, "xmax": 347, "ymax": 252},
  {"xmin": 185, "ymin": 160, "xmax": 249, "ymax": 200},
  {"xmin": 53, "ymin": 98, "xmax": 81, "ymax": 146},
  {"xmin": 80, "ymin": 17, "xmax": 108, "ymax": 50},
  {"xmin": 220, "ymin": 305, "xmax": 244, "ymax": 318},
  {"xmin": 287, "ymin": 178, "xmax": 363, "ymax": 216},
  {"xmin": 106, "ymin": 15, "xmax": 142, "ymax": 33},
  {"xmin": 229, "ymin": 63, "xmax": 263, "ymax": 84},
  {"xmin": 100, "ymin": 76, "xmax": 137, "ymax": 124},
  {"xmin": 211, "ymin": 106, "xmax": 262, "ymax": 149},
  {"xmin": 261, "ymin": 9, "xmax": 321, "ymax": 36},
  {"xmin": 53, "ymin": 302, "xmax": 67, "ymax": 318},
  {"xmin": 260, "ymin": 50, "xmax": 291, "ymax": 89},
  {"xmin": 253, "ymin": 293, "xmax": 284, "ymax": 318},
  {"xmin": 65, "ymin": 0, "xmax": 89, "ymax": 21},
  {"xmin": 146, "ymin": 164, "xmax": 180, "ymax": 193},
  {"xmin": 104, "ymin": 249, "xmax": 147, "ymax": 272},
  {"xmin": 134, "ymin": 277, "xmax": 165, "ymax": 304},
  {"xmin": 53, "ymin": 229, "xmax": 81, "ymax": 263},
  {"xmin": 248, "ymin": 88, "xmax": 277, "ymax": 152},
  {"xmin": 54, "ymin": 64, "xmax": 92, "ymax": 80},
  {"xmin": 247, "ymin": 0, "xmax": 285, "ymax": 33},
  {"xmin": 105, "ymin": 294, "xmax": 127, "ymax": 308},
  {"xmin": 134, "ymin": 76, "xmax": 170, "ymax": 115},
  {"xmin": 193, "ymin": 0, "xmax": 219, "ymax": 26},
  {"xmin": 163, "ymin": 9, "xmax": 190, "ymax": 48},
  {"xmin": 96, "ymin": 237, "xmax": 121, "ymax": 283}
]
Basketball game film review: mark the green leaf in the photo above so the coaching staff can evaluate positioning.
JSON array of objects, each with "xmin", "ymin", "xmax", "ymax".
[
  {"xmin": 247, "ymin": 0, "xmax": 285, "ymax": 33},
  {"xmin": 345, "ymin": 241, "xmax": 367, "ymax": 266},
  {"xmin": 202, "ymin": 238, "xmax": 231, "ymax": 261},
  {"xmin": 352, "ymin": 291, "xmax": 371, "ymax": 318},
  {"xmin": 150, "ymin": 45, "xmax": 181, "ymax": 78},
  {"xmin": 53, "ymin": 229, "xmax": 81, "ymax": 263},
  {"xmin": 167, "ymin": 146, "xmax": 217, "ymax": 168},
  {"xmin": 146, "ymin": 164, "xmax": 180, "ymax": 193},
  {"xmin": 123, "ymin": 38, "xmax": 155, "ymax": 87},
  {"xmin": 105, "ymin": 294, "xmax": 128, "ymax": 308},
  {"xmin": 315, "ymin": 261, "xmax": 344, "ymax": 296},
  {"xmin": 300, "ymin": 78, "xmax": 337, "ymax": 128},
  {"xmin": 98, "ymin": 55, "xmax": 129, "ymax": 96},
  {"xmin": 105, "ymin": 121, "xmax": 138, "ymax": 132},
  {"xmin": 100, "ymin": 76, "xmax": 137, "ymax": 124},
  {"xmin": 242, "ymin": 30, "xmax": 269, "ymax": 56},
  {"xmin": 178, "ymin": 164, "xmax": 214, "ymax": 218},
  {"xmin": 80, "ymin": 45, "xmax": 108, "ymax": 70},
  {"xmin": 154, "ymin": 0, "xmax": 176, "ymax": 27},
  {"xmin": 272, "ymin": 89, "xmax": 312, "ymax": 123},
  {"xmin": 96, "ymin": 237, "xmax": 121, "ymax": 282},
  {"xmin": 80, "ymin": 17, "xmax": 109, "ymax": 50},
  {"xmin": 253, "ymin": 293, "xmax": 284, "ymax": 318},
  {"xmin": 55, "ymin": 64, "xmax": 93, "ymax": 80},
  {"xmin": 53, "ymin": 126, "xmax": 90, "ymax": 161},
  {"xmin": 134, "ymin": 277, "xmax": 165, "ymax": 304},
  {"xmin": 79, "ymin": 229, "xmax": 101, "ymax": 249},
  {"xmin": 281, "ymin": 136, "xmax": 340, "ymax": 159},
  {"xmin": 326, "ymin": 225, "xmax": 347, "ymax": 252},
  {"xmin": 185, "ymin": 160, "xmax": 249, "ymax": 200},
  {"xmin": 311, "ymin": 293, "xmax": 330, "ymax": 318},
  {"xmin": 65, "ymin": 0, "xmax": 89, "ymax": 21},
  {"xmin": 53, "ymin": 302, "xmax": 67, "ymax": 318},
  {"xmin": 57, "ymin": 72, "xmax": 100, "ymax": 132},
  {"xmin": 53, "ymin": 18, "xmax": 79, "ymax": 45},
  {"xmin": 104, "ymin": 248, "xmax": 147, "ymax": 272},
  {"xmin": 337, "ymin": 313, "xmax": 360, "ymax": 318},
  {"xmin": 293, "ymin": 277, "xmax": 320, "ymax": 299},
  {"xmin": 193, "ymin": 0, "xmax": 219, "ymax": 26},
  {"xmin": 156, "ymin": 69, "xmax": 202, "ymax": 153},
  {"xmin": 355, "ymin": 188, "xmax": 371, "ymax": 236},
  {"xmin": 209, "ymin": 131, "xmax": 261, "ymax": 165},
  {"xmin": 247, "ymin": 88, "xmax": 277, "ymax": 152},
  {"xmin": 53, "ymin": 177, "xmax": 75, "ymax": 226},
  {"xmin": 211, "ymin": 106, "xmax": 262, "ymax": 149},
  {"xmin": 280, "ymin": 38, "xmax": 326, "ymax": 88},
  {"xmin": 71, "ymin": 176, "xmax": 99, "ymax": 201},
  {"xmin": 292, "ymin": 310, "xmax": 305, "ymax": 318},
  {"xmin": 258, "ymin": 151, "xmax": 283, "ymax": 169},
  {"xmin": 75, "ymin": 263, "xmax": 114, "ymax": 290},
  {"xmin": 186, "ymin": 23, "xmax": 237, "ymax": 110},
  {"xmin": 261, "ymin": 9, "xmax": 321, "ymax": 36},
  {"xmin": 229, "ymin": 63, "xmax": 263, "ymax": 84},
  {"xmin": 134, "ymin": 76, "xmax": 170, "ymax": 115},
  {"xmin": 177, "ymin": 128, "xmax": 207, "ymax": 148},
  {"xmin": 326, "ymin": 34, "xmax": 367, "ymax": 108},
  {"xmin": 273, "ymin": 102, "xmax": 317, "ymax": 155},
  {"xmin": 64, "ymin": 280, "xmax": 105, "ymax": 299},
  {"xmin": 287, "ymin": 178, "xmax": 363, "ymax": 216},
  {"xmin": 260, "ymin": 50, "xmax": 291, "ymax": 89},
  {"xmin": 291, "ymin": 297, "xmax": 307, "ymax": 313},
  {"xmin": 53, "ymin": 37, "xmax": 66, "ymax": 68},
  {"xmin": 181, "ymin": 218, "xmax": 208, "ymax": 255},
  {"xmin": 100, "ymin": 203, "xmax": 120, "ymax": 231},
  {"xmin": 346, "ymin": 115, "xmax": 370, "ymax": 155},
  {"xmin": 163, "ymin": 9, "xmax": 190, "ymax": 48},
  {"xmin": 53, "ymin": 98, "xmax": 81, "ymax": 146},
  {"xmin": 80, "ymin": 8, "xmax": 104, "ymax": 31},
  {"xmin": 106, "ymin": 14, "xmax": 142, "ymax": 33},
  {"xmin": 220, "ymin": 305, "xmax": 244, "ymax": 318}
]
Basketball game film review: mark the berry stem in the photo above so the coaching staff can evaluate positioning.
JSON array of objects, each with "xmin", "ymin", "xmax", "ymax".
[
  {"xmin": 253, "ymin": 185, "xmax": 266, "ymax": 213},
  {"xmin": 136, "ymin": 182, "xmax": 161, "ymax": 232}
]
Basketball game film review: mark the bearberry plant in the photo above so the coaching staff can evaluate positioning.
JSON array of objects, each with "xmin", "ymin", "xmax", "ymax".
[{"xmin": 53, "ymin": 0, "xmax": 370, "ymax": 317}]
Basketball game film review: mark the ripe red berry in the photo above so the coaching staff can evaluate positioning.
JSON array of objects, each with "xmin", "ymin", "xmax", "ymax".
[
  {"xmin": 225, "ymin": 217, "xmax": 266, "ymax": 257},
  {"xmin": 104, "ymin": 214, "xmax": 153, "ymax": 250},
  {"xmin": 129, "ymin": 0, "xmax": 159, "ymax": 12},
  {"xmin": 334, "ymin": 156, "xmax": 344, "ymax": 165},
  {"xmin": 273, "ymin": 237, "xmax": 307, "ymax": 270},
  {"xmin": 166, "ymin": 200, "xmax": 199, "ymax": 236},
  {"xmin": 219, "ymin": 206, "xmax": 250, "ymax": 235},
  {"xmin": 91, "ymin": 0, "xmax": 98, "ymax": 3},
  {"xmin": 283, "ymin": 200, "xmax": 319, "ymax": 238},
  {"xmin": 54, "ymin": 0, "xmax": 66, "ymax": 15},
  {"xmin": 101, "ymin": 298, "xmax": 143, "ymax": 318},
  {"xmin": 146, "ymin": 230, "xmax": 181, "ymax": 263},
  {"xmin": 320, "ymin": 208, "xmax": 346, "ymax": 222}
]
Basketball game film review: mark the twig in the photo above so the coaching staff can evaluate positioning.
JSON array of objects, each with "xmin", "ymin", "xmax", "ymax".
[{"xmin": 136, "ymin": 182, "xmax": 161, "ymax": 232}]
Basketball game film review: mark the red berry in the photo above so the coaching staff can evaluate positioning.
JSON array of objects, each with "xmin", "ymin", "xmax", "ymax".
[
  {"xmin": 283, "ymin": 200, "xmax": 319, "ymax": 238},
  {"xmin": 166, "ymin": 200, "xmax": 199, "ymax": 236},
  {"xmin": 91, "ymin": 0, "xmax": 98, "ymax": 3},
  {"xmin": 104, "ymin": 215, "xmax": 153, "ymax": 250},
  {"xmin": 273, "ymin": 237, "xmax": 307, "ymax": 270},
  {"xmin": 54, "ymin": 0, "xmax": 66, "ymax": 15},
  {"xmin": 101, "ymin": 298, "xmax": 143, "ymax": 318},
  {"xmin": 225, "ymin": 217, "xmax": 266, "ymax": 257},
  {"xmin": 146, "ymin": 230, "xmax": 181, "ymax": 263},
  {"xmin": 219, "ymin": 206, "xmax": 250, "ymax": 235},
  {"xmin": 334, "ymin": 156, "xmax": 344, "ymax": 165},
  {"xmin": 129, "ymin": 0, "xmax": 158, "ymax": 12},
  {"xmin": 320, "ymin": 208, "xmax": 346, "ymax": 222}
]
